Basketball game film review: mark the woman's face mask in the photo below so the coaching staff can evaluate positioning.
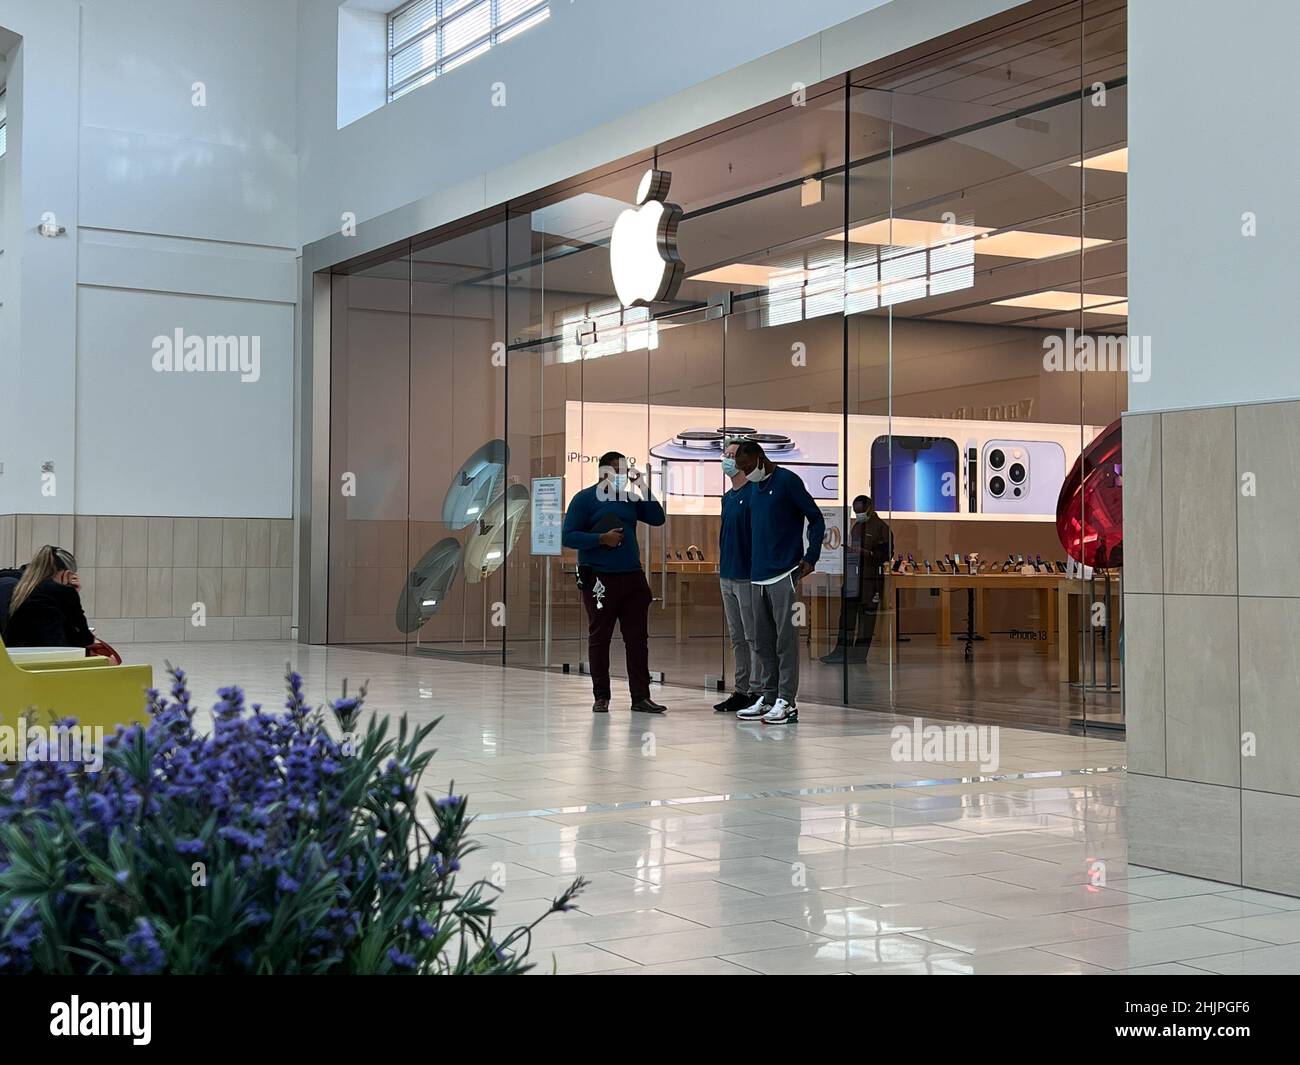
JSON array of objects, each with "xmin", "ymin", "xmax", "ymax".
[{"xmin": 721, "ymin": 456, "xmax": 739, "ymax": 477}]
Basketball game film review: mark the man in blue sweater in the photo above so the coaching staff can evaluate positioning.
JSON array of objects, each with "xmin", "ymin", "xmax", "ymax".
[
  {"xmin": 714, "ymin": 441, "xmax": 760, "ymax": 713},
  {"xmin": 562, "ymin": 451, "xmax": 667, "ymax": 714},
  {"xmin": 732, "ymin": 439, "xmax": 825, "ymax": 723}
]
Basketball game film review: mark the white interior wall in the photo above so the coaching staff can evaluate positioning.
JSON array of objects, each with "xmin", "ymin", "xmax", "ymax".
[
  {"xmin": 0, "ymin": 3, "xmax": 78, "ymax": 519},
  {"xmin": 1128, "ymin": 0, "xmax": 1300, "ymax": 412},
  {"xmin": 0, "ymin": 51, "xmax": 8, "ymax": 246},
  {"xmin": 0, "ymin": 0, "xmax": 297, "ymax": 518},
  {"xmin": 336, "ymin": 1, "xmax": 387, "ymax": 128},
  {"xmin": 0, "ymin": 49, "xmax": 8, "ymax": 414}
]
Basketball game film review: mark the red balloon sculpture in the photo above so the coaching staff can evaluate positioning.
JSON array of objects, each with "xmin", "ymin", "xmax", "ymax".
[{"xmin": 1056, "ymin": 417, "xmax": 1122, "ymax": 569}]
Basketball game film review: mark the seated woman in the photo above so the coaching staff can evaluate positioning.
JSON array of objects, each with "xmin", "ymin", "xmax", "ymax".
[
  {"xmin": 0, "ymin": 564, "xmax": 21, "ymax": 629},
  {"xmin": 1, "ymin": 545, "xmax": 93, "ymax": 648}
]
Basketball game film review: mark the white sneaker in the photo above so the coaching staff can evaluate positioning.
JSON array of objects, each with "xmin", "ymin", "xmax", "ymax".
[
  {"xmin": 761, "ymin": 699, "xmax": 798, "ymax": 724},
  {"xmin": 736, "ymin": 696, "xmax": 769, "ymax": 720}
]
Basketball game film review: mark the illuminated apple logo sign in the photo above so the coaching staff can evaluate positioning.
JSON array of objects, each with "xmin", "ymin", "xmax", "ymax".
[{"xmin": 610, "ymin": 169, "xmax": 684, "ymax": 308}]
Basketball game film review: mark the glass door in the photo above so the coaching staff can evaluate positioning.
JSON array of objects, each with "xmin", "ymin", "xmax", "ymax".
[{"xmin": 502, "ymin": 158, "xmax": 729, "ymax": 694}]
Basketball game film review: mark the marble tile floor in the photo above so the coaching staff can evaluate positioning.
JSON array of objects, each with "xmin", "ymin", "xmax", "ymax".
[
  {"xmin": 397, "ymin": 632, "xmax": 1120, "ymax": 733},
  {"xmin": 122, "ymin": 640, "xmax": 1300, "ymax": 975}
]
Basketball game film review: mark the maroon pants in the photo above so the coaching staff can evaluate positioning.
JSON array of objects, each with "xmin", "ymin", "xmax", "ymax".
[{"xmin": 580, "ymin": 569, "xmax": 653, "ymax": 701}]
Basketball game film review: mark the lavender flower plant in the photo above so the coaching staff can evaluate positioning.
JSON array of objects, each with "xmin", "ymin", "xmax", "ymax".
[{"xmin": 0, "ymin": 666, "xmax": 585, "ymax": 974}]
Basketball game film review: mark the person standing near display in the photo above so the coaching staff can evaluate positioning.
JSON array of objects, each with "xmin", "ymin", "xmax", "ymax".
[
  {"xmin": 713, "ymin": 441, "xmax": 761, "ymax": 714},
  {"xmin": 732, "ymin": 440, "xmax": 824, "ymax": 724},
  {"xmin": 562, "ymin": 452, "xmax": 667, "ymax": 714},
  {"xmin": 821, "ymin": 495, "xmax": 891, "ymax": 664}
]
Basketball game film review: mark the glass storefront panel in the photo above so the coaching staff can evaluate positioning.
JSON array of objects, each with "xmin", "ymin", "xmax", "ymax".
[
  {"xmin": 504, "ymin": 159, "xmax": 661, "ymax": 682},
  {"xmin": 1076, "ymin": 0, "xmax": 1128, "ymax": 728},
  {"xmin": 407, "ymin": 215, "xmax": 509, "ymax": 663},
  {"xmin": 323, "ymin": 0, "xmax": 1128, "ymax": 733},
  {"xmin": 859, "ymin": 5, "xmax": 1092, "ymax": 729},
  {"xmin": 327, "ymin": 253, "xmax": 412, "ymax": 649},
  {"xmin": 670, "ymin": 84, "xmax": 851, "ymax": 706},
  {"xmin": 845, "ymin": 85, "xmax": 896, "ymax": 713}
]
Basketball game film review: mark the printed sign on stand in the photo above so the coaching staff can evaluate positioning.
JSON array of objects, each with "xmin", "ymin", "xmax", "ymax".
[{"xmin": 530, "ymin": 476, "xmax": 564, "ymax": 556}]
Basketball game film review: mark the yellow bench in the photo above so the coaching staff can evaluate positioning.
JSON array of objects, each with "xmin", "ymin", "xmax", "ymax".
[
  {"xmin": 0, "ymin": 636, "xmax": 152, "ymax": 732},
  {"xmin": 15, "ymin": 655, "xmax": 114, "ymax": 671}
]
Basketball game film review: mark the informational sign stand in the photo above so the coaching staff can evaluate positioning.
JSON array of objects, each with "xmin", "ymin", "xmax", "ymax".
[
  {"xmin": 530, "ymin": 477, "xmax": 564, "ymax": 556},
  {"xmin": 530, "ymin": 477, "xmax": 565, "ymax": 667},
  {"xmin": 814, "ymin": 507, "xmax": 843, "ymax": 576},
  {"xmin": 806, "ymin": 507, "xmax": 844, "ymax": 654}
]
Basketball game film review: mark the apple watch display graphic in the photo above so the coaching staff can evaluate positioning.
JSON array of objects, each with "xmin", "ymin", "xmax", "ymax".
[
  {"xmin": 463, "ymin": 484, "xmax": 530, "ymax": 582},
  {"xmin": 442, "ymin": 439, "xmax": 508, "ymax": 530},
  {"xmin": 395, "ymin": 538, "xmax": 462, "ymax": 634},
  {"xmin": 648, "ymin": 426, "xmax": 837, "ymax": 500},
  {"xmin": 980, "ymin": 439, "xmax": 1067, "ymax": 514},
  {"xmin": 870, "ymin": 436, "xmax": 960, "ymax": 513}
]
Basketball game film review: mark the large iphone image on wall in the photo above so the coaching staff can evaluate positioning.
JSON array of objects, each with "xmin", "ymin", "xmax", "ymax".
[
  {"xmin": 981, "ymin": 439, "xmax": 1067, "ymax": 514},
  {"xmin": 870, "ymin": 436, "xmax": 960, "ymax": 513},
  {"xmin": 649, "ymin": 426, "xmax": 838, "ymax": 501}
]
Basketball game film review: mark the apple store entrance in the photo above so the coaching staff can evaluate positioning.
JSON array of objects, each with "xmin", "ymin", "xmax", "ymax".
[{"xmin": 322, "ymin": 0, "xmax": 1128, "ymax": 734}]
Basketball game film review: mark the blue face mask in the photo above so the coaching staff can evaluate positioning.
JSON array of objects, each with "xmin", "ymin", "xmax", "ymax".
[
  {"xmin": 611, "ymin": 474, "xmax": 629, "ymax": 492},
  {"xmin": 721, "ymin": 456, "xmax": 738, "ymax": 477}
]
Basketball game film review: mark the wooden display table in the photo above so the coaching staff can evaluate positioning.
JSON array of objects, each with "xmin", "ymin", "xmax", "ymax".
[
  {"xmin": 892, "ymin": 571, "xmax": 1062, "ymax": 656},
  {"xmin": 888, "ymin": 571, "xmax": 1121, "ymax": 681},
  {"xmin": 563, "ymin": 563, "xmax": 722, "ymax": 644},
  {"xmin": 668, "ymin": 566, "xmax": 836, "ymax": 652},
  {"xmin": 568, "ymin": 559, "xmax": 1121, "ymax": 682},
  {"xmin": 653, "ymin": 562, "xmax": 718, "ymax": 644},
  {"xmin": 1057, "ymin": 574, "xmax": 1122, "ymax": 683}
]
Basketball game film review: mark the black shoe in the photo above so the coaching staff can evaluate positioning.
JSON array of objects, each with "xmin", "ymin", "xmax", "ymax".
[
  {"xmin": 713, "ymin": 691, "xmax": 749, "ymax": 713},
  {"xmin": 820, "ymin": 648, "xmax": 846, "ymax": 664},
  {"xmin": 592, "ymin": 698, "xmax": 610, "ymax": 713},
  {"xmin": 630, "ymin": 698, "xmax": 666, "ymax": 714}
]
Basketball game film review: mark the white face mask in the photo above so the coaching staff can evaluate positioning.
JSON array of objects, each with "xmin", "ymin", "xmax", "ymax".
[{"xmin": 745, "ymin": 464, "xmax": 768, "ymax": 484}]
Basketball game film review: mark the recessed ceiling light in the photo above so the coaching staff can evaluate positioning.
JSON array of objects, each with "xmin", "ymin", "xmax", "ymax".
[
  {"xmin": 994, "ymin": 290, "xmax": 1127, "ymax": 315},
  {"xmin": 688, "ymin": 263, "xmax": 789, "ymax": 286},
  {"xmin": 838, "ymin": 218, "xmax": 992, "ymax": 246},
  {"xmin": 1071, "ymin": 147, "xmax": 1128, "ymax": 173},
  {"xmin": 974, "ymin": 232, "xmax": 1110, "ymax": 258},
  {"xmin": 832, "ymin": 218, "xmax": 1110, "ymax": 259}
]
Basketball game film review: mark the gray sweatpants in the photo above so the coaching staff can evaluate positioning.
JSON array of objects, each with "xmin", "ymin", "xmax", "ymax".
[
  {"xmin": 752, "ymin": 572, "xmax": 801, "ymax": 705},
  {"xmin": 719, "ymin": 577, "xmax": 759, "ymax": 695}
]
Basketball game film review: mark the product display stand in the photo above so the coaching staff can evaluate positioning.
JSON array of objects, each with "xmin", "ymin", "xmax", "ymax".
[
  {"xmin": 1074, "ymin": 567, "xmax": 1121, "ymax": 694},
  {"xmin": 894, "ymin": 588, "xmax": 910, "ymax": 643},
  {"xmin": 962, "ymin": 588, "xmax": 976, "ymax": 662},
  {"xmin": 542, "ymin": 557, "xmax": 552, "ymax": 668},
  {"xmin": 1069, "ymin": 567, "xmax": 1124, "ymax": 734},
  {"xmin": 559, "ymin": 563, "xmax": 588, "ymax": 677},
  {"xmin": 412, "ymin": 583, "xmax": 500, "ymax": 658},
  {"xmin": 653, "ymin": 462, "xmax": 667, "ymax": 611}
]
